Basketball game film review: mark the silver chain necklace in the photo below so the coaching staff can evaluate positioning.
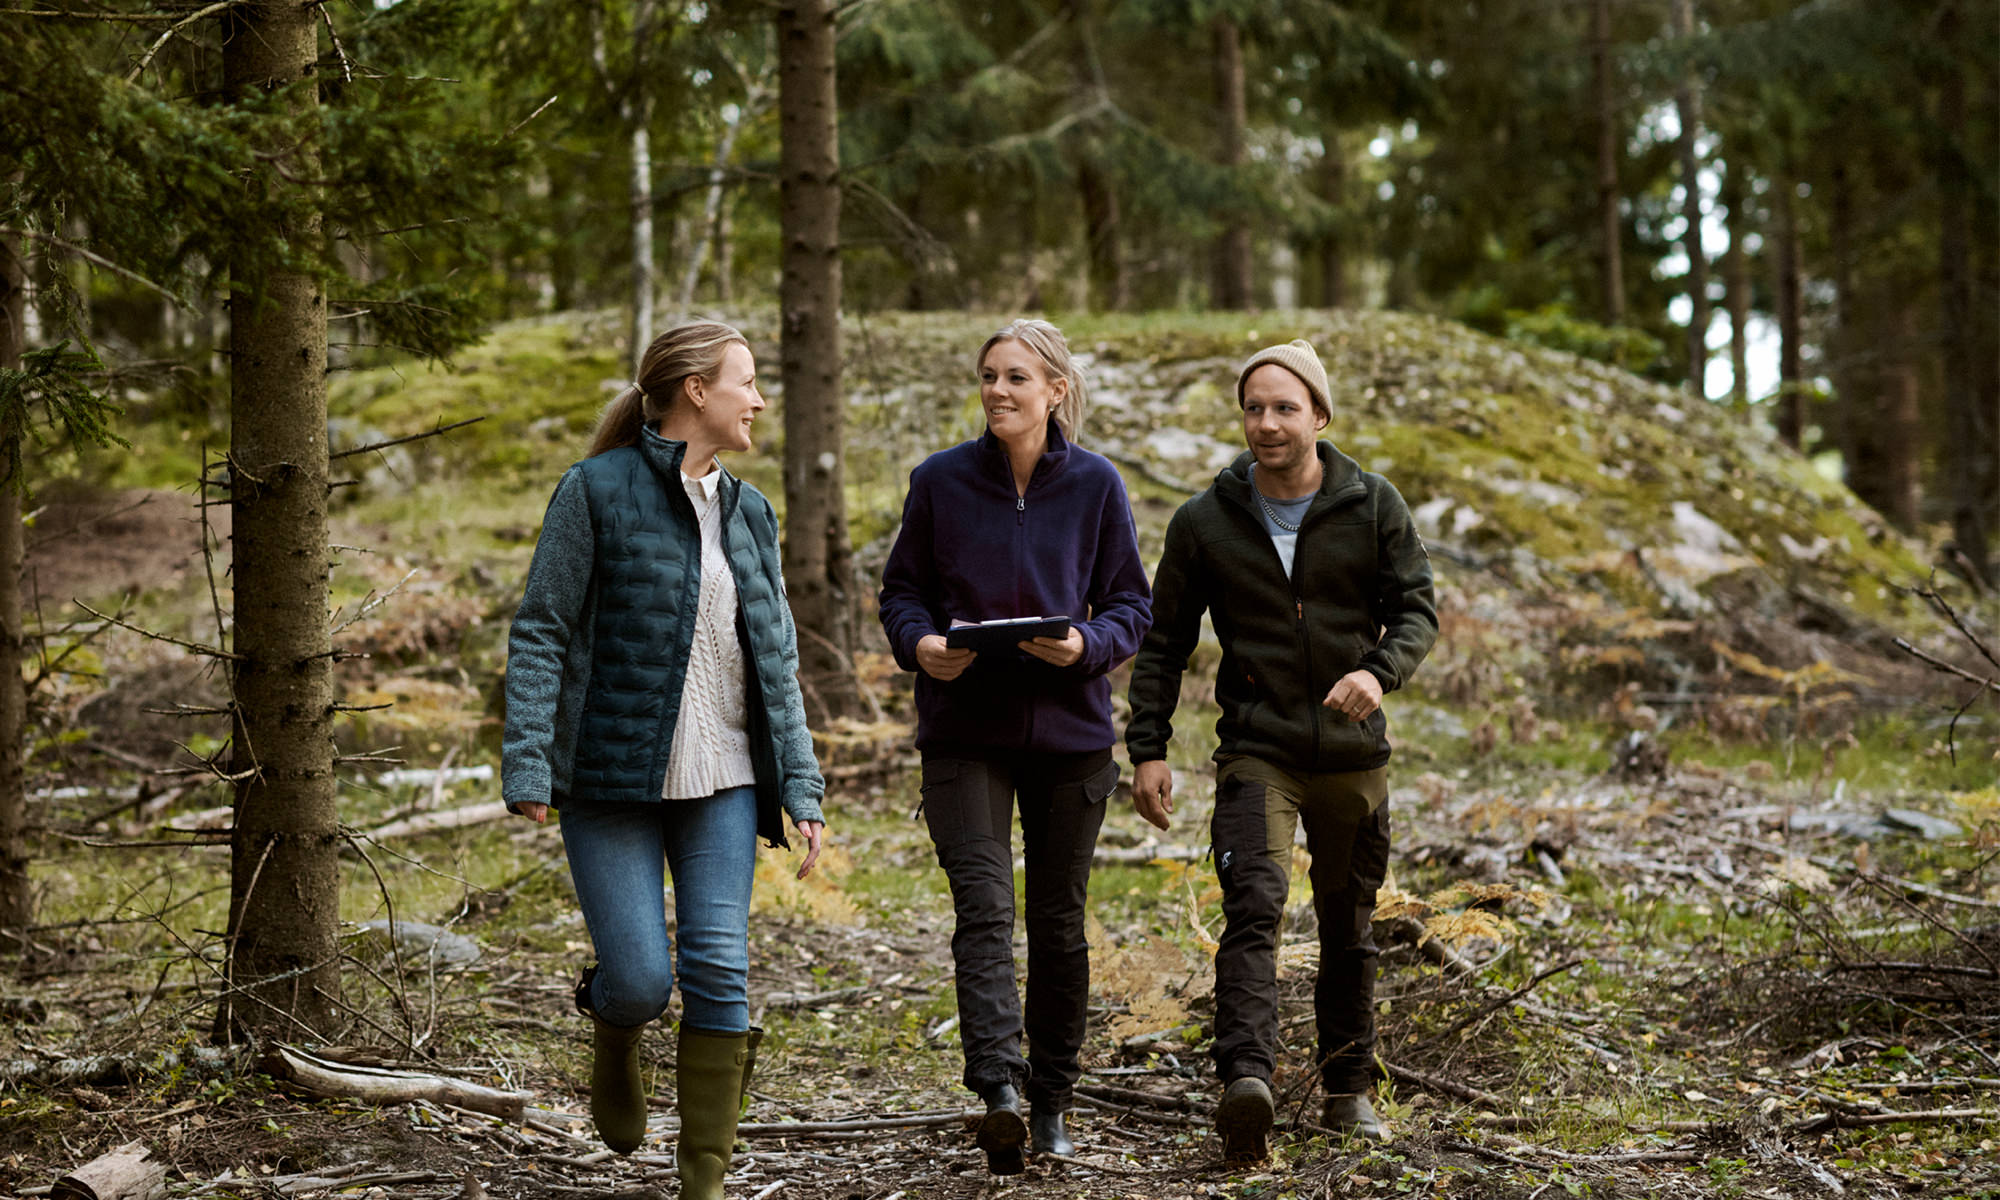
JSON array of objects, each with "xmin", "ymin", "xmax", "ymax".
[{"xmin": 1249, "ymin": 465, "xmax": 1303, "ymax": 533}]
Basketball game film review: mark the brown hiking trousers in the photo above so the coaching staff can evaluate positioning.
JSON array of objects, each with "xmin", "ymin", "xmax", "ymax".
[{"xmin": 1210, "ymin": 756, "xmax": 1391, "ymax": 1094}]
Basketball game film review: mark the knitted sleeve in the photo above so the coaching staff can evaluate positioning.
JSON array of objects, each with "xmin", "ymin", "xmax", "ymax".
[{"xmin": 502, "ymin": 468, "xmax": 593, "ymax": 812}]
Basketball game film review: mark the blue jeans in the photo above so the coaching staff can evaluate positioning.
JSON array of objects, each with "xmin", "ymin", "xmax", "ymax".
[{"xmin": 560, "ymin": 786, "xmax": 758, "ymax": 1032}]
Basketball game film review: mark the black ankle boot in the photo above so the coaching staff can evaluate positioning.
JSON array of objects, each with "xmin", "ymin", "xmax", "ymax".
[
  {"xmin": 1030, "ymin": 1106, "xmax": 1073, "ymax": 1157},
  {"xmin": 976, "ymin": 1083, "xmax": 1028, "ymax": 1175}
]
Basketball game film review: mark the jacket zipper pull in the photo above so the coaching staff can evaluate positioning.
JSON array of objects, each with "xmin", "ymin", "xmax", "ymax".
[
  {"xmin": 1017, "ymin": 495, "xmax": 1025, "ymax": 525},
  {"xmin": 1296, "ymin": 598, "xmax": 1304, "ymax": 621}
]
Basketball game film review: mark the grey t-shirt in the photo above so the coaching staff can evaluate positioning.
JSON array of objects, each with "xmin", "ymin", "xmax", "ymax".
[{"xmin": 1249, "ymin": 476, "xmax": 1313, "ymax": 578}]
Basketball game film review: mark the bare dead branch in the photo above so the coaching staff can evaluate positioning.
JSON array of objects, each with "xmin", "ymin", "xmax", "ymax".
[
  {"xmin": 73, "ymin": 600, "xmax": 242, "ymax": 660},
  {"xmin": 262, "ymin": 1044, "xmax": 529, "ymax": 1121},
  {"xmin": 1891, "ymin": 636, "xmax": 2000, "ymax": 694},
  {"xmin": 328, "ymin": 416, "xmax": 485, "ymax": 462}
]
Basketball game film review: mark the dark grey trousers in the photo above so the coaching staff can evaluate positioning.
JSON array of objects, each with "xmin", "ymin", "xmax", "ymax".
[{"xmin": 919, "ymin": 747, "xmax": 1116, "ymax": 1111}]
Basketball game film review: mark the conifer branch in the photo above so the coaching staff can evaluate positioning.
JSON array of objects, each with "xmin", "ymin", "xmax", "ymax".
[
  {"xmin": 72, "ymin": 600, "xmax": 243, "ymax": 661},
  {"xmin": 127, "ymin": 0, "xmax": 247, "ymax": 84},
  {"xmin": 314, "ymin": 0, "xmax": 353, "ymax": 85},
  {"xmin": 1, "ymin": 229, "xmax": 184, "ymax": 306},
  {"xmin": 12, "ymin": 8, "xmax": 182, "ymax": 20}
]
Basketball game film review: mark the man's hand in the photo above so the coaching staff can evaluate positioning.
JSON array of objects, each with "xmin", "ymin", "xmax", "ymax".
[
  {"xmin": 515, "ymin": 802, "xmax": 549, "ymax": 825},
  {"xmin": 1020, "ymin": 627, "xmax": 1085, "ymax": 667},
  {"xmin": 1323, "ymin": 670, "xmax": 1384, "ymax": 722},
  {"xmin": 915, "ymin": 634, "xmax": 977, "ymax": 681},
  {"xmin": 795, "ymin": 820, "xmax": 825, "ymax": 879},
  {"xmin": 1132, "ymin": 759, "xmax": 1175, "ymax": 830}
]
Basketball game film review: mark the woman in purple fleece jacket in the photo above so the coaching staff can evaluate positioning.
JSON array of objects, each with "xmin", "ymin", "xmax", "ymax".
[{"xmin": 879, "ymin": 319, "xmax": 1151, "ymax": 1173}]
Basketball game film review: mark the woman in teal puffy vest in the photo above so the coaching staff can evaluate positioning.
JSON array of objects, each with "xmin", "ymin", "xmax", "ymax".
[{"xmin": 502, "ymin": 321, "xmax": 827, "ymax": 1194}]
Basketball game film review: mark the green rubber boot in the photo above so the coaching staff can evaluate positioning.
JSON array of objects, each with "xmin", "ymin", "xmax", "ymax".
[
  {"xmin": 588, "ymin": 1015, "xmax": 651, "ymax": 1154},
  {"xmin": 677, "ymin": 1025, "xmax": 752, "ymax": 1200}
]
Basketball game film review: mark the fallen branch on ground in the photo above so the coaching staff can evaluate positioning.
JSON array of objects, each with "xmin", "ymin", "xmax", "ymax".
[
  {"xmin": 50, "ymin": 1139, "xmax": 164, "ymax": 1200},
  {"xmin": 1788, "ymin": 1106, "xmax": 1995, "ymax": 1134},
  {"xmin": 361, "ymin": 802, "xmax": 511, "ymax": 841},
  {"xmin": 262, "ymin": 1044, "xmax": 529, "ymax": 1122},
  {"xmin": 1382, "ymin": 1061, "xmax": 1504, "ymax": 1109}
]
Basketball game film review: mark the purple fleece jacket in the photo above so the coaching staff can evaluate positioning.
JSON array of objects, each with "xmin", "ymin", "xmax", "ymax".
[{"xmin": 879, "ymin": 421, "xmax": 1153, "ymax": 753}]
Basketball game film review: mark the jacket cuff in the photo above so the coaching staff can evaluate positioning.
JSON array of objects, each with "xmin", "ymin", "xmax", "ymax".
[{"xmin": 1361, "ymin": 661, "xmax": 1397, "ymax": 694}]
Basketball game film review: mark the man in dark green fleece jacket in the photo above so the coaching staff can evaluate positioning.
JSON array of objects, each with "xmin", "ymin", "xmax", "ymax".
[{"xmin": 1126, "ymin": 339, "xmax": 1437, "ymax": 1160}]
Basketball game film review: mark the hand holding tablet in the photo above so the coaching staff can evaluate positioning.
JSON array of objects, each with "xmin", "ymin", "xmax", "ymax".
[{"xmin": 944, "ymin": 615, "xmax": 1072, "ymax": 653}]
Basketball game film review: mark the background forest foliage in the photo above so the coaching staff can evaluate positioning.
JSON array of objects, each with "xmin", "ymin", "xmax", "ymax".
[{"xmin": 3, "ymin": 0, "xmax": 1995, "ymax": 574}]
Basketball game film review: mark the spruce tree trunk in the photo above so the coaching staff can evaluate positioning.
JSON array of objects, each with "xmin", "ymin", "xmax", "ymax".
[
  {"xmin": 0, "ymin": 224, "xmax": 29, "ymax": 933},
  {"xmin": 1078, "ymin": 162, "xmax": 1126, "ymax": 312},
  {"xmin": 1211, "ymin": 15, "xmax": 1252, "ymax": 310},
  {"xmin": 1318, "ymin": 148, "xmax": 1348, "ymax": 309},
  {"xmin": 1773, "ymin": 174, "xmax": 1804, "ymax": 449},
  {"xmin": 1068, "ymin": 0, "xmax": 1125, "ymax": 312},
  {"xmin": 1937, "ymin": 17, "xmax": 1992, "ymax": 586},
  {"xmin": 1672, "ymin": 0, "xmax": 1704, "ymax": 396},
  {"xmin": 1591, "ymin": 0, "xmax": 1625, "ymax": 325},
  {"xmin": 1672, "ymin": 0, "xmax": 1707, "ymax": 394},
  {"xmin": 1720, "ymin": 165, "xmax": 1750, "ymax": 407},
  {"xmin": 777, "ymin": 0, "xmax": 859, "ymax": 723},
  {"xmin": 217, "ymin": 0, "xmax": 339, "ymax": 1041}
]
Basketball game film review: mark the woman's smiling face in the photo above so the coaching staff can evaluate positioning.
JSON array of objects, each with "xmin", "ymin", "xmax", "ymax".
[{"xmin": 979, "ymin": 338, "xmax": 1065, "ymax": 446}]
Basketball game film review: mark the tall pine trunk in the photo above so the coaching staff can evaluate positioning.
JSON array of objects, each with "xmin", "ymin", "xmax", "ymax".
[
  {"xmin": 0, "ymin": 224, "xmax": 28, "ymax": 933},
  {"xmin": 1773, "ymin": 173, "xmax": 1804, "ymax": 448},
  {"xmin": 1720, "ymin": 164, "xmax": 1750, "ymax": 407},
  {"xmin": 1937, "ymin": 11, "xmax": 1992, "ymax": 586},
  {"xmin": 1591, "ymin": 0, "xmax": 1625, "ymax": 325},
  {"xmin": 217, "ymin": 0, "xmax": 339, "ymax": 1041},
  {"xmin": 1069, "ymin": 0, "xmax": 1124, "ymax": 312},
  {"xmin": 777, "ymin": 0, "xmax": 859, "ymax": 723},
  {"xmin": 1317, "ymin": 148, "xmax": 1349, "ymax": 309},
  {"xmin": 1671, "ymin": 0, "xmax": 1707, "ymax": 394},
  {"xmin": 1210, "ymin": 15, "xmax": 1252, "ymax": 310},
  {"xmin": 1078, "ymin": 163, "xmax": 1127, "ymax": 312},
  {"xmin": 1831, "ymin": 160, "xmax": 1920, "ymax": 532}
]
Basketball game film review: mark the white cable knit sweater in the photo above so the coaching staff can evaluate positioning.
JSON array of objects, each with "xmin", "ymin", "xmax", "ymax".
[{"xmin": 662, "ymin": 469, "xmax": 757, "ymax": 799}]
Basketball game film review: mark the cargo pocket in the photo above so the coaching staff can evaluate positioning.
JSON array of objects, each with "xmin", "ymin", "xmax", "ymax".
[
  {"xmin": 915, "ymin": 757, "xmax": 963, "ymax": 837},
  {"xmin": 1070, "ymin": 760, "xmax": 1119, "ymax": 807},
  {"xmin": 1210, "ymin": 767, "xmax": 1272, "ymax": 895},
  {"xmin": 1050, "ymin": 759, "xmax": 1117, "ymax": 870}
]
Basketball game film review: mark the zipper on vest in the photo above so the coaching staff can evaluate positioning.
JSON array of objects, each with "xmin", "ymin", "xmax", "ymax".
[{"xmin": 1016, "ymin": 495, "xmax": 1025, "ymax": 524}]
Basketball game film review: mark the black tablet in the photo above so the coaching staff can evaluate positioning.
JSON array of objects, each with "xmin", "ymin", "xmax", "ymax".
[{"xmin": 944, "ymin": 615, "xmax": 1072, "ymax": 653}]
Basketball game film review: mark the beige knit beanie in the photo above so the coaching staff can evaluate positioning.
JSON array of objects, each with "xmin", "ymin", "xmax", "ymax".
[{"xmin": 1237, "ymin": 339, "xmax": 1331, "ymax": 422}]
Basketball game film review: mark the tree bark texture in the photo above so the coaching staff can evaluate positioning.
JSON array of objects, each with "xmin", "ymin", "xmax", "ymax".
[
  {"xmin": 1773, "ymin": 174, "xmax": 1804, "ymax": 449},
  {"xmin": 218, "ymin": 0, "xmax": 339, "ymax": 1041},
  {"xmin": 50, "ymin": 1140, "xmax": 166, "ymax": 1200},
  {"xmin": 777, "ymin": 0, "xmax": 860, "ymax": 723},
  {"xmin": 1210, "ymin": 15, "xmax": 1252, "ymax": 310},
  {"xmin": 1936, "ymin": 13, "xmax": 1993, "ymax": 586},
  {"xmin": 0, "ymin": 218, "xmax": 29, "ymax": 932},
  {"xmin": 1591, "ymin": 0, "xmax": 1624, "ymax": 325},
  {"xmin": 1671, "ymin": 0, "xmax": 1708, "ymax": 395}
]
